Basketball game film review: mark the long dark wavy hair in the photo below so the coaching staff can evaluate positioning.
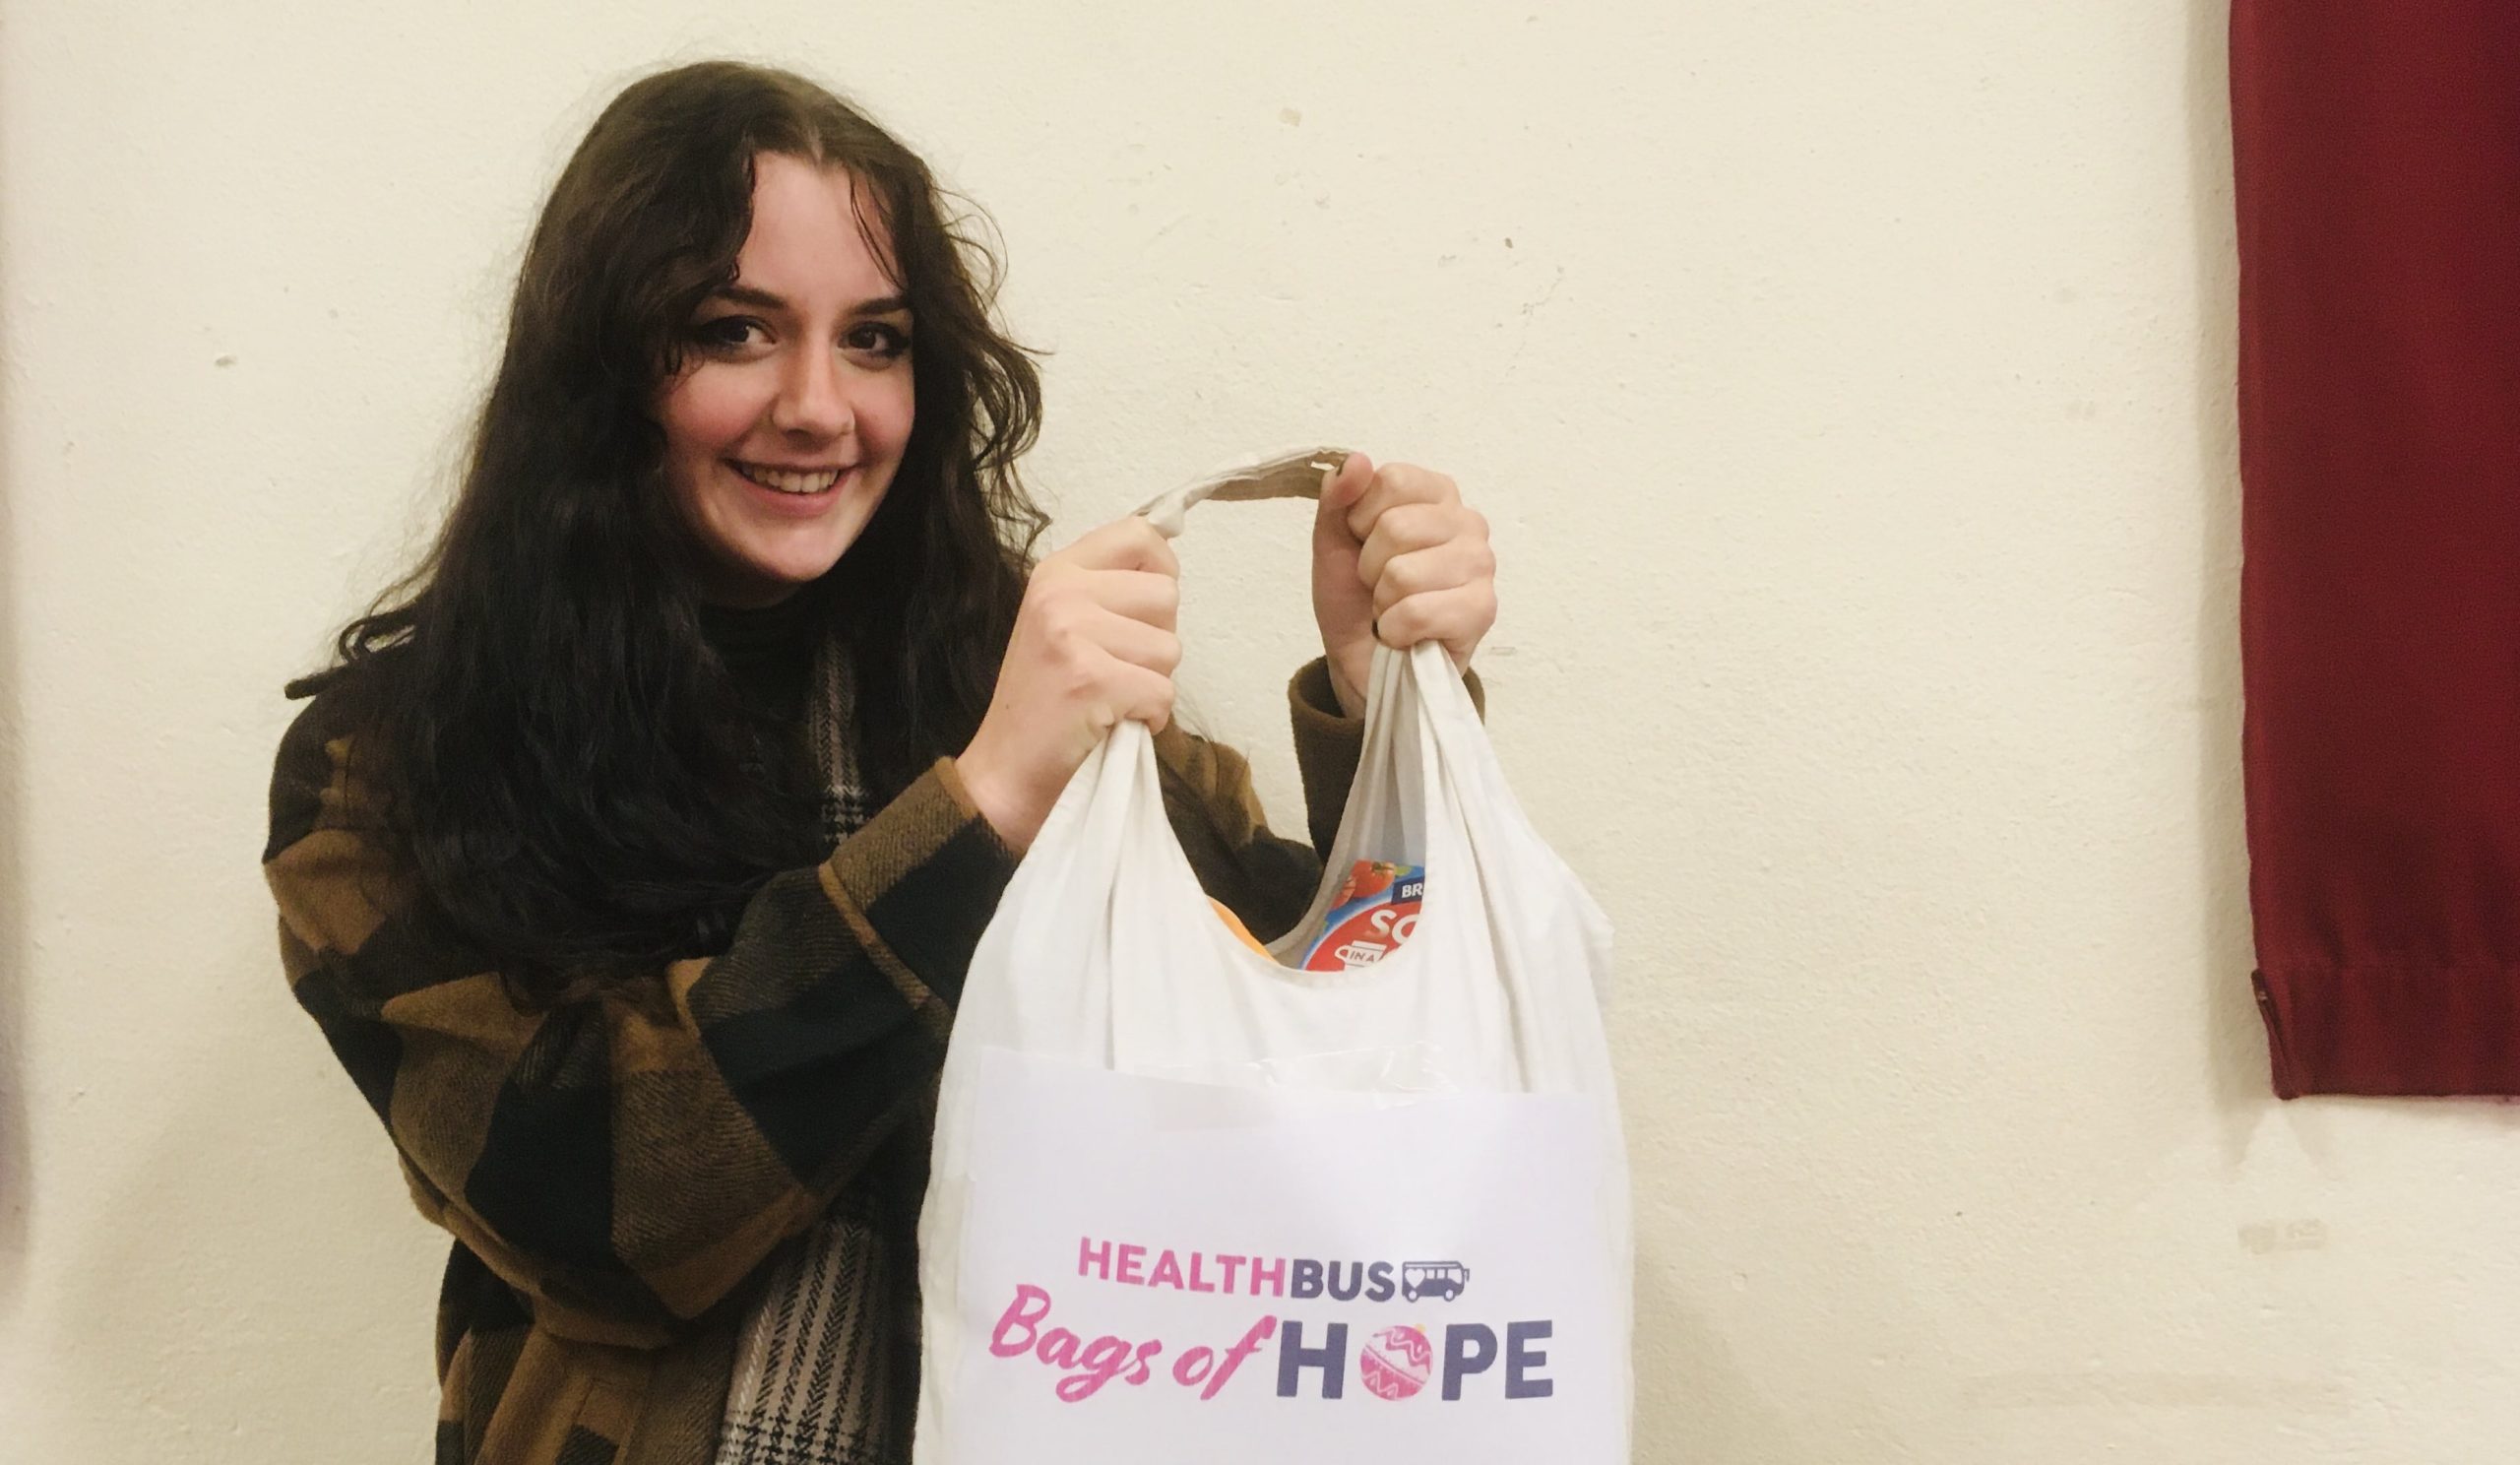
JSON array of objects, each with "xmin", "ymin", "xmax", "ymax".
[{"xmin": 292, "ymin": 61, "xmax": 1048, "ymax": 998}]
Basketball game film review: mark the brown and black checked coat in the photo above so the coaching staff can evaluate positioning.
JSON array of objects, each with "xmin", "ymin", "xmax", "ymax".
[{"xmin": 265, "ymin": 660, "xmax": 1411, "ymax": 1465}]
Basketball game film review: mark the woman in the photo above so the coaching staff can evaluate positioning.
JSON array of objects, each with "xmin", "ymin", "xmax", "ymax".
[{"xmin": 265, "ymin": 61, "xmax": 1496, "ymax": 1465}]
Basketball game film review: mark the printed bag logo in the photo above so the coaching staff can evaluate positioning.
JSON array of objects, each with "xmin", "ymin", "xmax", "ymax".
[
  {"xmin": 981, "ymin": 1237, "xmax": 1556, "ymax": 1407},
  {"xmin": 1359, "ymin": 1326, "xmax": 1432, "ymax": 1400},
  {"xmin": 1402, "ymin": 1261, "xmax": 1470, "ymax": 1303}
]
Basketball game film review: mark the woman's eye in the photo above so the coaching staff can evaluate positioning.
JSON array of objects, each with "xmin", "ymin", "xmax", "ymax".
[
  {"xmin": 693, "ymin": 316, "xmax": 765, "ymax": 350},
  {"xmin": 846, "ymin": 322, "xmax": 913, "ymax": 359}
]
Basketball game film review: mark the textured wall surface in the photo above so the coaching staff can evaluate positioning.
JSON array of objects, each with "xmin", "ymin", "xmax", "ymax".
[{"xmin": 5, "ymin": 3, "xmax": 2513, "ymax": 1461}]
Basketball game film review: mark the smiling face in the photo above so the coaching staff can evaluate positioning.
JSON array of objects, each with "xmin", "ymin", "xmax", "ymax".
[{"xmin": 657, "ymin": 152, "xmax": 916, "ymax": 607}]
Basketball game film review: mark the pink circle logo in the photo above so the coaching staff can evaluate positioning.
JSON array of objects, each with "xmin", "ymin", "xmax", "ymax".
[{"xmin": 1358, "ymin": 1324, "xmax": 1432, "ymax": 1401}]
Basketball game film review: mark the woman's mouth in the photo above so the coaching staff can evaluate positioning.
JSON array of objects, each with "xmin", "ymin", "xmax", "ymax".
[{"xmin": 731, "ymin": 462, "xmax": 850, "ymax": 495}]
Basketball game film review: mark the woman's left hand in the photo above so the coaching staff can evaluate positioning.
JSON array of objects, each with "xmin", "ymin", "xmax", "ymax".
[{"xmin": 1311, "ymin": 453, "xmax": 1498, "ymax": 718}]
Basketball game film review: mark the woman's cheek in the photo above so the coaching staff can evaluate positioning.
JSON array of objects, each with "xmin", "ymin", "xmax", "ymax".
[
  {"xmin": 673, "ymin": 365, "xmax": 771, "ymax": 454},
  {"xmin": 868, "ymin": 372, "xmax": 915, "ymax": 456}
]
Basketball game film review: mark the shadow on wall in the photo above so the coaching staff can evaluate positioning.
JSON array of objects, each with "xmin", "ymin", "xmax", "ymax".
[
  {"xmin": 2185, "ymin": 0, "xmax": 2269, "ymax": 1140},
  {"xmin": 0, "ymin": 226, "xmax": 27, "ymax": 1306}
]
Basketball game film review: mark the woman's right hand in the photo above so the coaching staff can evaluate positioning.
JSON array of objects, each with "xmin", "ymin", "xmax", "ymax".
[{"xmin": 955, "ymin": 516, "xmax": 1182, "ymax": 851}]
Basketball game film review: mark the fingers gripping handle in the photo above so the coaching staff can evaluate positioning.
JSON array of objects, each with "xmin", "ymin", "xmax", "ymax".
[{"xmin": 1134, "ymin": 446, "xmax": 1352, "ymax": 539}]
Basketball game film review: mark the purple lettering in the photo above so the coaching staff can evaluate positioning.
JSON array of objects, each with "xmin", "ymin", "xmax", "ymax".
[
  {"xmin": 1442, "ymin": 1323, "xmax": 1498, "ymax": 1400},
  {"xmin": 1291, "ymin": 1258, "xmax": 1325, "ymax": 1300},
  {"xmin": 1505, "ymin": 1321, "xmax": 1553, "ymax": 1399},
  {"xmin": 1276, "ymin": 1320, "xmax": 1349, "ymax": 1399}
]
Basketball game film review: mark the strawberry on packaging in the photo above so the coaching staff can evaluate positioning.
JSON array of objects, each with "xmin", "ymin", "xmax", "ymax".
[{"xmin": 1298, "ymin": 860, "xmax": 1427, "ymax": 971}]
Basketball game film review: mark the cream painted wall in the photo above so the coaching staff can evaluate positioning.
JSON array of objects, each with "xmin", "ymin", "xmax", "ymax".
[{"xmin": 4, "ymin": 2, "xmax": 2512, "ymax": 1461}]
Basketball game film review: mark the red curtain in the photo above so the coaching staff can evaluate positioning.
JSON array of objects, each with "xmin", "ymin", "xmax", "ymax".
[{"xmin": 2235, "ymin": 2, "xmax": 2520, "ymax": 1096}]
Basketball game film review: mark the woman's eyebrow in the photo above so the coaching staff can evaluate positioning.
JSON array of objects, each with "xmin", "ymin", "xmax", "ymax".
[
  {"xmin": 710, "ymin": 284, "xmax": 788, "ymax": 311},
  {"xmin": 705, "ymin": 287, "xmax": 909, "ymax": 318}
]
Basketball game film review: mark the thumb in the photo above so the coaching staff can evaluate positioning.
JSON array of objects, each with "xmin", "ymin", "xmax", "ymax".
[{"xmin": 1313, "ymin": 451, "xmax": 1374, "ymax": 544}]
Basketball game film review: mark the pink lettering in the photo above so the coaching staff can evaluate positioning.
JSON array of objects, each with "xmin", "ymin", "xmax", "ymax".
[
  {"xmin": 1205, "ymin": 1315, "xmax": 1278, "ymax": 1400},
  {"xmin": 1172, "ymin": 1345, "xmax": 1216, "ymax": 1387},
  {"xmin": 1078, "ymin": 1237, "xmax": 1111, "ymax": 1281},
  {"xmin": 986, "ymin": 1285, "xmax": 1169, "ymax": 1403},
  {"xmin": 1150, "ymin": 1249, "xmax": 1186, "ymax": 1290},
  {"xmin": 990, "ymin": 1285, "xmax": 1051, "ymax": 1358},
  {"xmin": 1217, "ymin": 1254, "xmax": 1245, "ymax": 1294},
  {"xmin": 1188, "ymin": 1251, "xmax": 1217, "ymax": 1294},
  {"xmin": 1057, "ymin": 1335, "xmax": 1136, "ymax": 1402},
  {"xmin": 1038, "ymin": 1327, "xmax": 1082, "ymax": 1369},
  {"xmin": 1117, "ymin": 1244, "xmax": 1146, "ymax": 1286},
  {"xmin": 1250, "ymin": 1255, "xmax": 1286, "ymax": 1298}
]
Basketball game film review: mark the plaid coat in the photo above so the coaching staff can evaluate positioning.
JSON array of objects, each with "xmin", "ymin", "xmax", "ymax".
[{"xmin": 265, "ymin": 662, "xmax": 1393, "ymax": 1465}]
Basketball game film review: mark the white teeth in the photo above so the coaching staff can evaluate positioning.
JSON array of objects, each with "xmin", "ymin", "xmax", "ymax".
[{"xmin": 735, "ymin": 464, "xmax": 847, "ymax": 495}]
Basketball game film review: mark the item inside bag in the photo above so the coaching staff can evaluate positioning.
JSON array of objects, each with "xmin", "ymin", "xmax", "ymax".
[
  {"xmin": 1209, "ymin": 898, "xmax": 1271, "ymax": 956},
  {"xmin": 1296, "ymin": 860, "xmax": 1426, "ymax": 971}
]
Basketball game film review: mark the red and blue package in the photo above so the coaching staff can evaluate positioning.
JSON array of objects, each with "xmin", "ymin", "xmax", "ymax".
[{"xmin": 1298, "ymin": 860, "xmax": 1427, "ymax": 971}]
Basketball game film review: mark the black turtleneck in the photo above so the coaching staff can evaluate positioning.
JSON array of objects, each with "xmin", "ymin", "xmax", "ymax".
[{"xmin": 697, "ymin": 591, "xmax": 823, "ymax": 731}]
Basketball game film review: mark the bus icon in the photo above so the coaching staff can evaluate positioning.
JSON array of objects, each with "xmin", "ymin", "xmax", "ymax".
[{"xmin": 1401, "ymin": 1261, "xmax": 1471, "ymax": 1303}]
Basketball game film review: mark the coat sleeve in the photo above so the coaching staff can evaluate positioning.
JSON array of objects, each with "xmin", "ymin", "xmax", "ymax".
[{"xmin": 265, "ymin": 691, "xmax": 1018, "ymax": 1349}]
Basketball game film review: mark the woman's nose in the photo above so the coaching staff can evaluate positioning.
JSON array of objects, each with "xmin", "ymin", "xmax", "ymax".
[{"xmin": 771, "ymin": 349, "xmax": 854, "ymax": 440}]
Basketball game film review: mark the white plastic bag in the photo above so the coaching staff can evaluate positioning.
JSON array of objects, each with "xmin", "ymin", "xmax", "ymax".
[{"xmin": 914, "ymin": 454, "xmax": 1631, "ymax": 1463}]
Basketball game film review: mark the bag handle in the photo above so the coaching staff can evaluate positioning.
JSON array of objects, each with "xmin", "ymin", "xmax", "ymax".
[
  {"xmin": 1117, "ymin": 444, "xmax": 1482, "ymax": 957},
  {"xmin": 1133, "ymin": 446, "xmax": 1353, "ymax": 538},
  {"xmin": 1131, "ymin": 444, "xmax": 1465, "ymax": 722}
]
